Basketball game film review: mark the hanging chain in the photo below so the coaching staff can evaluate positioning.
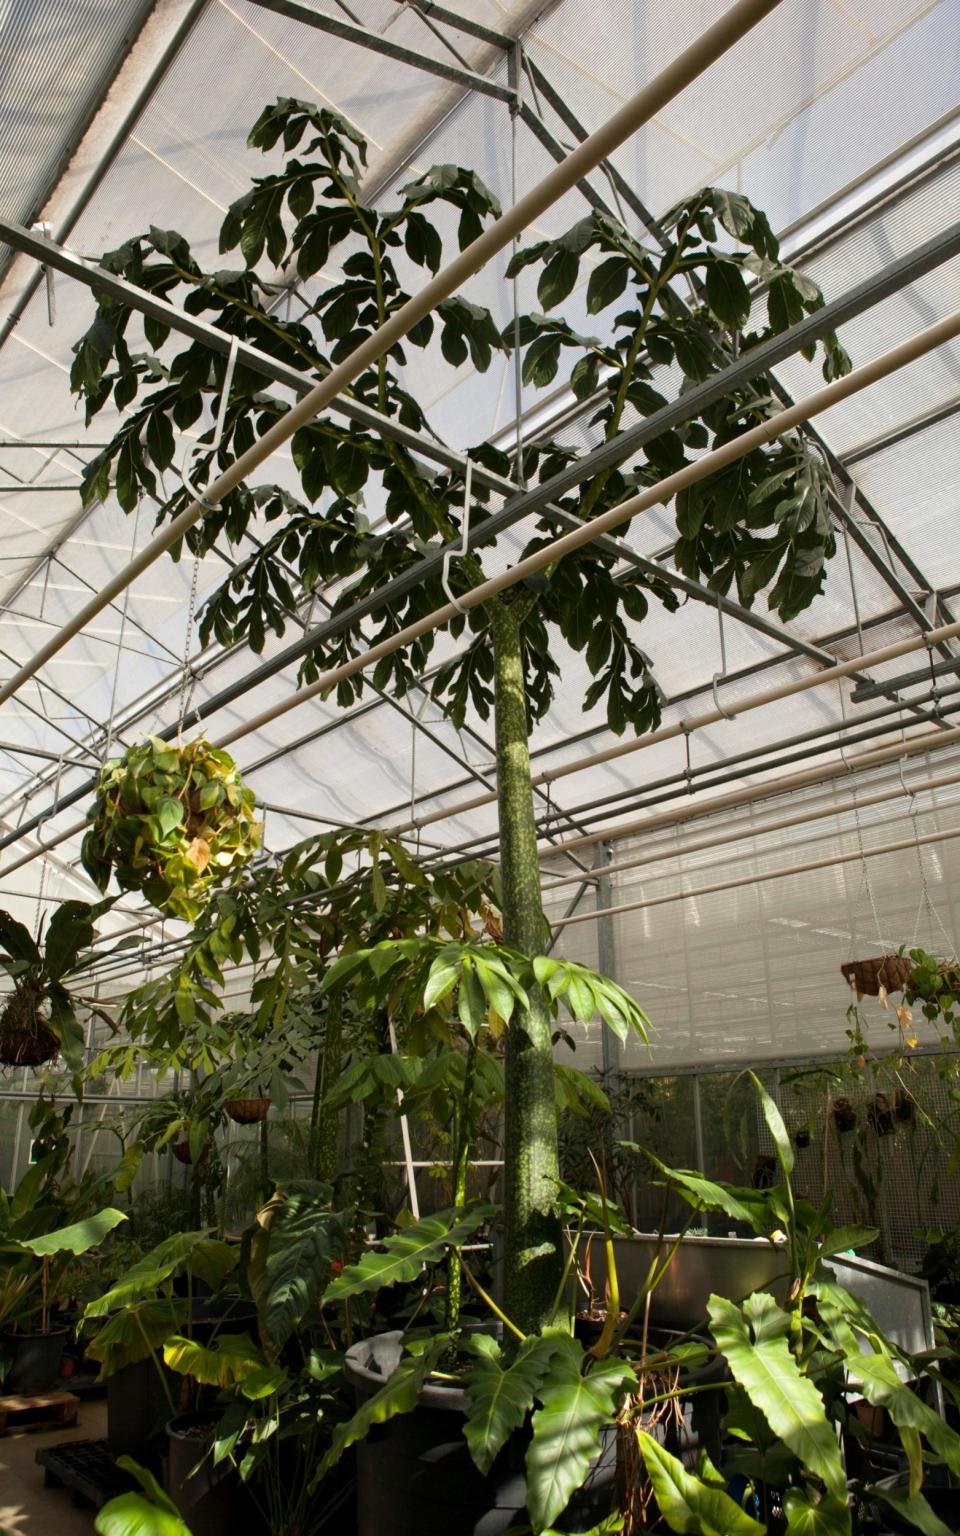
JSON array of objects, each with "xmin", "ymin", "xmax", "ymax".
[
  {"xmin": 899, "ymin": 758, "xmax": 954, "ymax": 951},
  {"xmin": 177, "ymin": 552, "xmax": 202, "ymax": 742},
  {"xmin": 34, "ymin": 856, "xmax": 48, "ymax": 939},
  {"xmin": 837, "ymin": 683, "xmax": 885, "ymax": 949}
]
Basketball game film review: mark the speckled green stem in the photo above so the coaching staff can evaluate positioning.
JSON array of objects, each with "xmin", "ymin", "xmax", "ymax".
[
  {"xmin": 493, "ymin": 599, "xmax": 563, "ymax": 1332},
  {"xmin": 445, "ymin": 1039, "xmax": 477, "ymax": 1332}
]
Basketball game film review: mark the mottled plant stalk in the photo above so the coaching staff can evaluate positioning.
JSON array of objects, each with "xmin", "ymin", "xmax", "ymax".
[
  {"xmin": 493, "ymin": 598, "xmax": 563, "ymax": 1332},
  {"xmin": 445, "ymin": 1038, "xmax": 478, "ymax": 1332},
  {"xmin": 311, "ymin": 999, "xmax": 343, "ymax": 1182}
]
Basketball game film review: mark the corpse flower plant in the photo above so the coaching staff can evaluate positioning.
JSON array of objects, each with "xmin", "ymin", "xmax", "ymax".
[{"xmin": 81, "ymin": 736, "xmax": 261, "ymax": 920}]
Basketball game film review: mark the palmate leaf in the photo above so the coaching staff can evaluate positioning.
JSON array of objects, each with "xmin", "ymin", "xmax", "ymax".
[
  {"xmin": 782, "ymin": 1489, "xmax": 852, "ymax": 1536},
  {"xmin": 525, "ymin": 1336, "xmax": 635, "ymax": 1533},
  {"xmin": 638, "ymin": 1434, "xmax": 764, "ymax": 1535},
  {"xmin": 463, "ymin": 1332, "xmax": 565, "ymax": 1475},
  {"xmin": 708, "ymin": 1294, "xmax": 846, "ymax": 1501},
  {"xmin": 323, "ymin": 1205, "xmax": 494, "ymax": 1302}
]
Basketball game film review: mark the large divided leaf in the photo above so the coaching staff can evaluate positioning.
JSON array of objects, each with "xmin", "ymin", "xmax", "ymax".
[
  {"xmin": 708, "ymin": 1294, "xmax": 846, "ymax": 1500},
  {"xmin": 85, "ymin": 1298, "xmax": 187, "ymax": 1377},
  {"xmin": 526, "ymin": 1336, "xmax": 635, "ymax": 1533},
  {"xmin": 23, "ymin": 1206, "xmax": 126, "ymax": 1257},
  {"xmin": 314, "ymin": 1339, "xmax": 445, "ymax": 1482},
  {"xmin": 163, "ymin": 1331, "xmax": 283, "ymax": 1399},
  {"xmin": 85, "ymin": 1230, "xmax": 234, "ymax": 1318},
  {"xmin": 323, "ymin": 1206, "xmax": 493, "ymax": 1301},
  {"xmin": 463, "ymin": 1332, "xmax": 564, "ymax": 1475},
  {"xmin": 638, "ymin": 1433, "xmax": 764, "ymax": 1535},
  {"xmin": 251, "ymin": 1182, "xmax": 348, "ymax": 1346}
]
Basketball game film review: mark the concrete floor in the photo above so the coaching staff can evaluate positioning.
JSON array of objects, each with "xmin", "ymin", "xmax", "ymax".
[{"xmin": 0, "ymin": 1398, "xmax": 105, "ymax": 1535}]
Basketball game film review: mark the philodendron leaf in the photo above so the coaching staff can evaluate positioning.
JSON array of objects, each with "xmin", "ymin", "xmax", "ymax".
[
  {"xmin": 463, "ymin": 1332, "xmax": 565, "ymax": 1475},
  {"xmin": 252, "ymin": 1181, "xmax": 348, "ymax": 1347},
  {"xmin": 323, "ymin": 1206, "xmax": 493, "ymax": 1301},
  {"xmin": 85, "ymin": 1299, "xmax": 187, "ymax": 1377},
  {"xmin": 782, "ymin": 1488, "xmax": 852, "ymax": 1536},
  {"xmin": 314, "ymin": 1338, "xmax": 445, "ymax": 1482},
  {"xmin": 747, "ymin": 1070, "xmax": 794, "ymax": 1178},
  {"xmin": 22, "ymin": 1206, "xmax": 126, "ymax": 1257},
  {"xmin": 708, "ymin": 1294, "xmax": 846, "ymax": 1501},
  {"xmin": 84, "ymin": 1230, "xmax": 230, "ymax": 1318},
  {"xmin": 526, "ymin": 1336, "xmax": 635, "ymax": 1533},
  {"xmin": 633, "ymin": 1148, "xmax": 775, "ymax": 1236},
  {"xmin": 163, "ymin": 1332, "xmax": 284, "ymax": 1399},
  {"xmin": 638, "ymin": 1433, "xmax": 764, "ymax": 1535},
  {"xmin": 849, "ymin": 1352, "xmax": 960, "ymax": 1475},
  {"xmin": 869, "ymin": 1486, "xmax": 955, "ymax": 1536}
]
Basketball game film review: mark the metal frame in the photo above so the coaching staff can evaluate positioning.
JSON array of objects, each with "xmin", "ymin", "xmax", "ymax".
[{"xmin": 0, "ymin": 0, "xmax": 957, "ymax": 916}]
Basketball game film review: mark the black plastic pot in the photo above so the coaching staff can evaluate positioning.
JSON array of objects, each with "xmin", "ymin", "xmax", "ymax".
[
  {"xmin": 868, "ymin": 1473, "xmax": 960, "ymax": 1531},
  {"xmin": 344, "ymin": 1329, "xmax": 723, "ymax": 1535},
  {"xmin": 1, "ymin": 1325, "xmax": 69, "ymax": 1392},
  {"xmin": 107, "ymin": 1358, "xmax": 175, "ymax": 1461},
  {"xmin": 167, "ymin": 1410, "xmax": 256, "ymax": 1536}
]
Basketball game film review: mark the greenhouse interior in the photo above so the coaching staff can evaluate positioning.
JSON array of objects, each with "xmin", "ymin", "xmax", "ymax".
[{"xmin": 1, "ymin": 0, "xmax": 960, "ymax": 1532}]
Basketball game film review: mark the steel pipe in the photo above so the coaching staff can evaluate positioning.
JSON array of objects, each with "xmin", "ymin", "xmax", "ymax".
[
  {"xmin": 0, "ymin": 0, "xmax": 784, "ymax": 712},
  {"xmin": 552, "ymin": 819, "xmax": 960, "ymax": 928}
]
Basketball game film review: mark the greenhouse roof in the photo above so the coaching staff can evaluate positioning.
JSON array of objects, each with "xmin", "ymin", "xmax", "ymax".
[{"xmin": 0, "ymin": 0, "xmax": 959, "ymax": 970}]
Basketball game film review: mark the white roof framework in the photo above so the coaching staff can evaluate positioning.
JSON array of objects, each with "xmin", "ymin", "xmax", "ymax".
[{"xmin": 0, "ymin": 0, "xmax": 959, "ymax": 1052}]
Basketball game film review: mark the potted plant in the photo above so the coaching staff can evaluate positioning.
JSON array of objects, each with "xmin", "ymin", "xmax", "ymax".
[
  {"xmin": 0, "ymin": 899, "xmax": 113, "ymax": 1069},
  {"xmin": 841, "ymin": 954, "xmax": 913, "ymax": 999},
  {"xmin": 0, "ymin": 1165, "xmax": 126, "ymax": 1393},
  {"xmin": 69, "ymin": 96, "xmax": 859, "ymax": 1530},
  {"xmin": 80, "ymin": 736, "xmax": 262, "ymax": 921},
  {"xmin": 903, "ymin": 946, "xmax": 960, "ymax": 1038}
]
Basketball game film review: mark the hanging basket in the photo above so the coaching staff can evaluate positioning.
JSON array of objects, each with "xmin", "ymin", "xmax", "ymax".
[
  {"xmin": 0, "ymin": 989, "xmax": 59, "ymax": 1068},
  {"xmin": 173, "ymin": 1139, "xmax": 210, "ymax": 1166},
  {"xmin": 867, "ymin": 1093, "xmax": 895, "ymax": 1136},
  {"xmin": 832, "ymin": 1098, "xmax": 858, "ymax": 1134},
  {"xmin": 80, "ymin": 737, "xmax": 262, "ymax": 921},
  {"xmin": 894, "ymin": 1089, "xmax": 914, "ymax": 1124},
  {"xmin": 840, "ymin": 955, "xmax": 912, "ymax": 999},
  {"xmin": 223, "ymin": 1097, "xmax": 271, "ymax": 1125}
]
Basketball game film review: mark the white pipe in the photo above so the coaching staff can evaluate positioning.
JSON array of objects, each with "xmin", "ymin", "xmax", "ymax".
[
  {"xmin": 552, "ymin": 819, "xmax": 960, "ymax": 927},
  {"xmin": 219, "ymin": 309, "xmax": 960, "ymax": 763},
  {"xmin": 0, "ymin": 0, "xmax": 784, "ymax": 712},
  {"xmin": 543, "ymin": 724, "xmax": 960, "ymax": 858},
  {"xmin": 547, "ymin": 762, "xmax": 960, "ymax": 888}
]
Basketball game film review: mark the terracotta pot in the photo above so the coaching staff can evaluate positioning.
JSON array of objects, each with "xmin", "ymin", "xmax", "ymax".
[
  {"xmin": 840, "ymin": 955, "xmax": 912, "ymax": 998},
  {"xmin": 223, "ymin": 1097, "xmax": 270, "ymax": 1124}
]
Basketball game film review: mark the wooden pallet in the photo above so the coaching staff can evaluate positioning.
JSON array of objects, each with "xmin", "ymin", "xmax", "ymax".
[{"xmin": 0, "ymin": 1389, "xmax": 79, "ymax": 1434}]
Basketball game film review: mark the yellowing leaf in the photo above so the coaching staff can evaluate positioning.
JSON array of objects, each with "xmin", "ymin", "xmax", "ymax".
[{"xmin": 184, "ymin": 837, "xmax": 211, "ymax": 872}]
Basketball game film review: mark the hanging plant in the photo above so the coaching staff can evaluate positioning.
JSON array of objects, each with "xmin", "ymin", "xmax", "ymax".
[
  {"xmin": 832, "ymin": 1097, "xmax": 858, "ymax": 1134},
  {"xmin": 840, "ymin": 954, "xmax": 912, "ymax": 1000},
  {"xmin": 0, "ymin": 901, "xmax": 112, "ymax": 1070},
  {"xmin": 81, "ymin": 737, "xmax": 262, "ymax": 920}
]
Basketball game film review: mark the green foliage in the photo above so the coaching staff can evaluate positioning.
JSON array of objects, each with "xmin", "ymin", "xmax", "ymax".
[
  {"xmin": 708, "ymin": 1293, "xmax": 847, "ymax": 1501},
  {"xmin": 20, "ymin": 1206, "xmax": 127, "ymax": 1257},
  {"xmin": 637, "ymin": 1434, "xmax": 764, "ymax": 1534},
  {"xmin": 0, "ymin": 898, "xmax": 115, "ymax": 1069},
  {"xmin": 247, "ymin": 1181, "xmax": 349, "ymax": 1348},
  {"xmin": 525, "ymin": 1336, "xmax": 635, "ymax": 1532},
  {"xmin": 81, "ymin": 737, "xmax": 261, "ymax": 920},
  {"xmin": 315, "ymin": 1338, "xmax": 446, "ymax": 1482},
  {"xmin": 163, "ymin": 1331, "xmax": 284, "ymax": 1399},
  {"xmin": 323, "ymin": 1205, "xmax": 493, "ymax": 1302},
  {"xmin": 462, "ymin": 1331, "xmax": 565, "ymax": 1475},
  {"xmin": 70, "ymin": 104, "xmax": 850, "ymax": 745},
  {"xmin": 84, "ymin": 1229, "xmax": 237, "ymax": 1319},
  {"xmin": 95, "ymin": 1457, "xmax": 193, "ymax": 1536}
]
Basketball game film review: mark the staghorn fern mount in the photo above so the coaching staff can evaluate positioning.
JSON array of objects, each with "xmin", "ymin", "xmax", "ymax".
[{"xmin": 81, "ymin": 736, "xmax": 262, "ymax": 921}]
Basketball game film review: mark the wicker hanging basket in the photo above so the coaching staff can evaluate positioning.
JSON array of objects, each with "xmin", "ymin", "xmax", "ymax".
[
  {"xmin": 173, "ymin": 1139, "xmax": 210, "ymax": 1166},
  {"xmin": 0, "ymin": 989, "xmax": 59, "ymax": 1068},
  {"xmin": 224, "ymin": 1097, "xmax": 271, "ymax": 1125},
  {"xmin": 832, "ymin": 1098, "xmax": 858, "ymax": 1134},
  {"xmin": 840, "ymin": 955, "xmax": 912, "ymax": 998}
]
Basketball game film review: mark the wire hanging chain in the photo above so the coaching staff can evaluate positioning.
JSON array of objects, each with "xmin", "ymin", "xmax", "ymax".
[
  {"xmin": 836, "ymin": 683, "xmax": 885, "ymax": 951},
  {"xmin": 898, "ymin": 757, "xmax": 954, "ymax": 951},
  {"xmin": 34, "ymin": 855, "xmax": 48, "ymax": 939},
  {"xmin": 177, "ymin": 553, "xmax": 202, "ymax": 742}
]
